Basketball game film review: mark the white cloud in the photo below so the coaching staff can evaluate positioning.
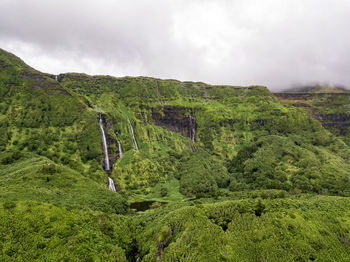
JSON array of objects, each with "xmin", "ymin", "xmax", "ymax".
[{"xmin": 0, "ymin": 0, "xmax": 350, "ymax": 90}]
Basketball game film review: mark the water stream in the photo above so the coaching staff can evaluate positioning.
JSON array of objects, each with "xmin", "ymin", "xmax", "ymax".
[
  {"xmin": 99, "ymin": 118, "xmax": 110, "ymax": 171},
  {"xmin": 99, "ymin": 117, "xmax": 117, "ymax": 192},
  {"xmin": 190, "ymin": 114, "xmax": 196, "ymax": 142},
  {"xmin": 117, "ymin": 140, "xmax": 123, "ymax": 158},
  {"xmin": 108, "ymin": 177, "xmax": 116, "ymax": 191},
  {"xmin": 128, "ymin": 118, "xmax": 139, "ymax": 150}
]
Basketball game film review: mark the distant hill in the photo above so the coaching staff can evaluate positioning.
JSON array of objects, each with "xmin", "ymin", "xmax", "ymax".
[
  {"xmin": 284, "ymin": 84, "xmax": 349, "ymax": 93},
  {"xmin": 274, "ymin": 84, "xmax": 350, "ymax": 145}
]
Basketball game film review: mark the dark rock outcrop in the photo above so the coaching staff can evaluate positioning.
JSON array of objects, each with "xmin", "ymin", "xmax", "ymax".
[
  {"xmin": 274, "ymin": 92, "xmax": 350, "ymax": 137},
  {"xmin": 22, "ymin": 71, "xmax": 70, "ymax": 95},
  {"xmin": 48, "ymin": 73, "xmax": 65, "ymax": 83},
  {"xmin": 151, "ymin": 106, "xmax": 196, "ymax": 141}
]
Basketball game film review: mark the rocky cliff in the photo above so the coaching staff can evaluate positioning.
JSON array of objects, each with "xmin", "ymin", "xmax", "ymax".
[{"xmin": 274, "ymin": 92, "xmax": 350, "ymax": 141}]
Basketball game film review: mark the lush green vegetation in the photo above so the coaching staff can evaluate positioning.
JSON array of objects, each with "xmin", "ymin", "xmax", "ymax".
[
  {"xmin": 0, "ymin": 201, "xmax": 134, "ymax": 261},
  {"xmin": 3, "ymin": 196, "xmax": 350, "ymax": 261},
  {"xmin": 136, "ymin": 196, "xmax": 350, "ymax": 261},
  {"xmin": 275, "ymin": 89, "xmax": 350, "ymax": 144},
  {"xmin": 0, "ymin": 151, "xmax": 127, "ymax": 214},
  {"xmin": 1, "ymin": 48, "xmax": 350, "ymax": 260},
  {"xmin": 60, "ymin": 70, "xmax": 350, "ymax": 198},
  {"xmin": 227, "ymin": 135, "xmax": 350, "ymax": 195},
  {"xmin": 0, "ymin": 49, "xmax": 104, "ymax": 182}
]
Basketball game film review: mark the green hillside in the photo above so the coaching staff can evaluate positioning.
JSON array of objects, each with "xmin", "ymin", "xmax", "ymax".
[
  {"xmin": 60, "ymin": 72, "xmax": 350, "ymax": 198},
  {"xmin": 0, "ymin": 151, "xmax": 127, "ymax": 213},
  {"xmin": 0, "ymin": 49, "xmax": 127, "ymax": 211},
  {"xmin": 0, "ymin": 49, "xmax": 105, "ymax": 181},
  {"xmin": 1, "ymin": 48, "xmax": 350, "ymax": 261},
  {"xmin": 275, "ymin": 92, "xmax": 350, "ymax": 145}
]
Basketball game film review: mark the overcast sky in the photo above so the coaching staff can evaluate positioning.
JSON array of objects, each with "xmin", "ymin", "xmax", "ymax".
[{"xmin": 1, "ymin": 0, "xmax": 350, "ymax": 90}]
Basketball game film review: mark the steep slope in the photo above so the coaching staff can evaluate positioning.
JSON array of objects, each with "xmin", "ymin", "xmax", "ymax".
[
  {"xmin": 0, "ymin": 48, "xmax": 126, "ymax": 211},
  {"xmin": 0, "ymin": 151, "xmax": 127, "ymax": 213},
  {"xmin": 0, "ymin": 49, "xmax": 102, "ymax": 172},
  {"xmin": 274, "ymin": 91, "xmax": 350, "ymax": 145},
  {"xmin": 60, "ymin": 73, "xmax": 350, "ymax": 197}
]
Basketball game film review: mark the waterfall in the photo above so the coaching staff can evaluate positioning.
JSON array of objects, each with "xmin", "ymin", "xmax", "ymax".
[
  {"xmin": 117, "ymin": 140, "xmax": 123, "ymax": 158},
  {"xmin": 99, "ymin": 117, "xmax": 110, "ymax": 171},
  {"xmin": 128, "ymin": 118, "xmax": 139, "ymax": 150},
  {"xmin": 98, "ymin": 116, "xmax": 117, "ymax": 192},
  {"xmin": 192, "ymin": 114, "xmax": 196, "ymax": 142},
  {"xmin": 55, "ymin": 75, "xmax": 58, "ymax": 81},
  {"xmin": 108, "ymin": 177, "xmax": 116, "ymax": 191},
  {"xmin": 190, "ymin": 114, "xmax": 196, "ymax": 142}
]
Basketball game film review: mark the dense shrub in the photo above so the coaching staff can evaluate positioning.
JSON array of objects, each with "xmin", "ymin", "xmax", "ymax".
[
  {"xmin": 227, "ymin": 135, "xmax": 350, "ymax": 195},
  {"xmin": 178, "ymin": 150, "xmax": 229, "ymax": 197}
]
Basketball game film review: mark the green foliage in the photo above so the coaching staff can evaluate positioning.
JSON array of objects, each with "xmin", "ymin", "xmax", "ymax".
[
  {"xmin": 59, "ymin": 70, "xmax": 350, "ymax": 198},
  {"xmin": 227, "ymin": 135, "xmax": 350, "ymax": 195},
  {"xmin": 131, "ymin": 177, "xmax": 186, "ymax": 202},
  {"xmin": 160, "ymin": 187, "xmax": 168, "ymax": 197},
  {"xmin": 0, "ymin": 201, "xmax": 135, "ymax": 261},
  {"xmin": 137, "ymin": 196, "xmax": 350, "ymax": 261},
  {"xmin": 0, "ymin": 150, "xmax": 23, "ymax": 165},
  {"xmin": 0, "ymin": 49, "xmax": 103, "ymax": 180},
  {"xmin": 177, "ymin": 150, "xmax": 229, "ymax": 198},
  {"xmin": 0, "ymin": 152, "xmax": 128, "ymax": 214}
]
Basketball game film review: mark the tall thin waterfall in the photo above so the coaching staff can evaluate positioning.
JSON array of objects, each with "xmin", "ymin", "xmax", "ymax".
[
  {"xmin": 99, "ymin": 117, "xmax": 110, "ymax": 171},
  {"xmin": 128, "ymin": 119, "xmax": 139, "ymax": 150},
  {"xmin": 108, "ymin": 177, "xmax": 116, "ymax": 191},
  {"xmin": 117, "ymin": 140, "xmax": 123, "ymax": 158},
  {"xmin": 55, "ymin": 75, "xmax": 58, "ymax": 81},
  {"xmin": 190, "ymin": 114, "xmax": 196, "ymax": 143}
]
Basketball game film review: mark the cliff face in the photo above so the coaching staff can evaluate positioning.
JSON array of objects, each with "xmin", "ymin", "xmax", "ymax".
[
  {"xmin": 274, "ymin": 92, "xmax": 350, "ymax": 141},
  {"xmin": 151, "ymin": 106, "xmax": 196, "ymax": 141},
  {"xmin": 56, "ymin": 72, "xmax": 350, "ymax": 197}
]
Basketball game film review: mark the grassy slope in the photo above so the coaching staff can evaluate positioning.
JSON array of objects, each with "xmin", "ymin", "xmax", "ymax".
[
  {"xmin": 0, "ymin": 49, "xmax": 106, "ymax": 183},
  {"xmin": 0, "ymin": 151, "xmax": 127, "ymax": 213},
  {"xmin": 0, "ymin": 48, "xmax": 127, "ymax": 212}
]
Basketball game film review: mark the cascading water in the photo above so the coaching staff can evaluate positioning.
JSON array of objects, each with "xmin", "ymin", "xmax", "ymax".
[
  {"xmin": 117, "ymin": 140, "xmax": 123, "ymax": 158},
  {"xmin": 108, "ymin": 177, "xmax": 116, "ymax": 191},
  {"xmin": 99, "ymin": 117, "xmax": 110, "ymax": 171},
  {"xmin": 128, "ymin": 118, "xmax": 139, "ymax": 150},
  {"xmin": 99, "ymin": 116, "xmax": 117, "ymax": 192},
  {"xmin": 189, "ymin": 114, "xmax": 196, "ymax": 143},
  {"xmin": 55, "ymin": 75, "xmax": 58, "ymax": 81}
]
